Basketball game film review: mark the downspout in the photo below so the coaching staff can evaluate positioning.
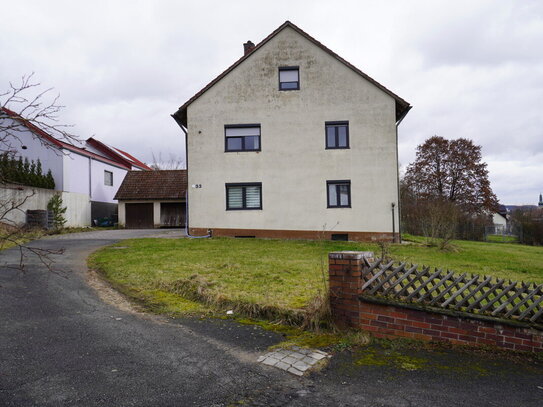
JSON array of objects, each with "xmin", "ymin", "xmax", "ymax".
[
  {"xmin": 395, "ymin": 105, "xmax": 412, "ymax": 244},
  {"xmin": 88, "ymin": 157, "xmax": 92, "ymax": 198},
  {"xmin": 175, "ymin": 119, "xmax": 210, "ymax": 239},
  {"xmin": 391, "ymin": 202, "xmax": 396, "ymax": 243}
]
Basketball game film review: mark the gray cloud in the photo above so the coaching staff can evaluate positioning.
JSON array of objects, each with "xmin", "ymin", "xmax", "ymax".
[{"xmin": 1, "ymin": 0, "xmax": 542, "ymax": 204}]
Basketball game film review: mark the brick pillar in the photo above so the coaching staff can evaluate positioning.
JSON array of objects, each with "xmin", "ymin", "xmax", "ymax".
[{"xmin": 329, "ymin": 251, "xmax": 374, "ymax": 328}]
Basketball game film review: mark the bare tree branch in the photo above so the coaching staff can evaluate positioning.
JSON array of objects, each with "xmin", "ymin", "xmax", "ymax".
[
  {"xmin": 1, "ymin": 73, "xmax": 78, "ymax": 272},
  {"xmin": 150, "ymin": 151, "xmax": 185, "ymax": 170}
]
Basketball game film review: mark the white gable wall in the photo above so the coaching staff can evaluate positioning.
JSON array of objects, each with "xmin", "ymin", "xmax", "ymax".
[
  {"xmin": 62, "ymin": 152, "xmax": 90, "ymax": 195},
  {"xmin": 1, "ymin": 117, "xmax": 64, "ymax": 190},
  {"xmin": 186, "ymin": 27, "xmax": 399, "ymax": 237},
  {"xmin": 493, "ymin": 213, "xmax": 507, "ymax": 227},
  {"xmin": 89, "ymin": 159, "xmax": 127, "ymax": 203},
  {"xmin": 61, "ymin": 152, "xmax": 128, "ymax": 203}
]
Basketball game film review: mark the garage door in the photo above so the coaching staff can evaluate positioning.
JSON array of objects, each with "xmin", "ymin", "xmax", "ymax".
[
  {"xmin": 160, "ymin": 202, "xmax": 186, "ymax": 227},
  {"xmin": 125, "ymin": 203, "xmax": 154, "ymax": 229}
]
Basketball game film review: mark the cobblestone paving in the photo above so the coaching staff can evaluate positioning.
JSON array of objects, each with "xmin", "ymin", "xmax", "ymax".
[{"xmin": 258, "ymin": 347, "xmax": 329, "ymax": 376}]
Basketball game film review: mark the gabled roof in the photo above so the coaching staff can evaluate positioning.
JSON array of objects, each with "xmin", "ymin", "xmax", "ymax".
[
  {"xmin": 114, "ymin": 170, "xmax": 187, "ymax": 200},
  {"xmin": 1, "ymin": 107, "xmax": 150, "ymax": 170},
  {"xmin": 172, "ymin": 21, "xmax": 411, "ymax": 127},
  {"xmin": 86, "ymin": 137, "xmax": 152, "ymax": 170}
]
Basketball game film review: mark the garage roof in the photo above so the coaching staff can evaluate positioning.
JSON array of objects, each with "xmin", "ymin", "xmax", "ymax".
[{"xmin": 115, "ymin": 170, "xmax": 187, "ymax": 200}]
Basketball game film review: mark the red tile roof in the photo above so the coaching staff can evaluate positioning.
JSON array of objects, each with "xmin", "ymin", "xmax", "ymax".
[
  {"xmin": 172, "ymin": 21, "xmax": 411, "ymax": 127},
  {"xmin": 86, "ymin": 137, "xmax": 152, "ymax": 170},
  {"xmin": 114, "ymin": 170, "xmax": 187, "ymax": 200},
  {"xmin": 1, "ymin": 107, "xmax": 150, "ymax": 170}
]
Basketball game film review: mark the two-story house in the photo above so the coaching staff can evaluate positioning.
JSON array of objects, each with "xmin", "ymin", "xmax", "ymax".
[
  {"xmin": 172, "ymin": 21, "xmax": 411, "ymax": 242},
  {"xmin": 1, "ymin": 106, "xmax": 151, "ymax": 225}
]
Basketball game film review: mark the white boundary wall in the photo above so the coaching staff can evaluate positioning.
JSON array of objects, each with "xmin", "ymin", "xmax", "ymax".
[{"xmin": 0, "ymin": 185, "xmax": 91, "ymax": 227}]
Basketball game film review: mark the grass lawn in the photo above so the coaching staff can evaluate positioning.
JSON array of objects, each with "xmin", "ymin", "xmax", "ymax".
[
  {"xmin": 486, "ymin": 234, "xmax": 518, "ymax": 244},
  {"xmin": 89, "ymin": 236, "xmax": 543, "ymax": 322}
]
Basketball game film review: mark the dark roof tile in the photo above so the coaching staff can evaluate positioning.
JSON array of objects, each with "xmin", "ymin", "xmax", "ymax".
[{"xmin": 115, "ymin": 170, "xmax": 187, "ymax": 200}]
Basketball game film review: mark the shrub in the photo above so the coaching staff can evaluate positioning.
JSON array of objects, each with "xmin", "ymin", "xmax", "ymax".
[{"xmin": 47, "ymin": 194, "xmax": 67, "ymax": 229}]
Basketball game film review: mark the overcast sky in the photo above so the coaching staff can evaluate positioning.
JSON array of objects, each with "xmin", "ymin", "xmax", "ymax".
[{"xmin": 1, "ymin": 0, "xmax": 542, "ymax": 205}]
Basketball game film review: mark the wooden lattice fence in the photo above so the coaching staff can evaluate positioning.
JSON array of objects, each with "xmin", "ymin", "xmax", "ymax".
[{"xmin": 361, "ymin": 258, "xmax": 543, "ymax": 324}]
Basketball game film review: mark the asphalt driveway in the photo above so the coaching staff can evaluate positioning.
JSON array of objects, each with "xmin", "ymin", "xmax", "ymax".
[{"xmin": 1, "ymin": 229, "xmax": 542, "ymax": 406}]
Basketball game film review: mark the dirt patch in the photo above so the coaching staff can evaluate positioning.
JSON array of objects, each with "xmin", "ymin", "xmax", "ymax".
[{"xmin": 86, "ymin": 269, "xmax": 166, "ymax": 322}]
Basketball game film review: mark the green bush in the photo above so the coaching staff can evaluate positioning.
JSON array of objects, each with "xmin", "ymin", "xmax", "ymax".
[{"xmin": 47, "ymin": 194, "xmax": 67, "ymax": 229}]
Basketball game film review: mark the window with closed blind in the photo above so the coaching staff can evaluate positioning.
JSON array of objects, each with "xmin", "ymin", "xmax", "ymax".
[
  {"xmin": 225, "ymin": 125, "xmax": 261, "ymax": 152},
  {"xmin": 279, "ymin": 67, "xmax": 299, "ymax": 90},
  {"xmin": 226, "ymin": 183, "xmax": 262, "ymax": 210}
]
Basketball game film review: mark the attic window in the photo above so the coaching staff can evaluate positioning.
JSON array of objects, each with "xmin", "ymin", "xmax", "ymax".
[{"xmin": 279, "ymin": 67, "xmax": 299, "ymax": 90}]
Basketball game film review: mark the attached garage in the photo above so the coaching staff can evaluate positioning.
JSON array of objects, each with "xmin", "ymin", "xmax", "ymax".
[
  {"xmin": 125, "ymin": 203, "xmax": 154, "ymax": 229},
  {"xmin": 115, "ymin": 170, "xmax": 187, "ymax": 229}
]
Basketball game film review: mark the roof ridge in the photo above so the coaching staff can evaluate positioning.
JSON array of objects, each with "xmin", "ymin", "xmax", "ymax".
[{"xmin": 172, "ymin": 20, "xmax": 410, "ymax": 125}]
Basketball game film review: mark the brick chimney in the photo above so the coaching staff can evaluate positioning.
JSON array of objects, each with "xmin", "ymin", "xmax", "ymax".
[{"xmin": 243, "ymin": 41, "xmax": 255, "ymax": 55}]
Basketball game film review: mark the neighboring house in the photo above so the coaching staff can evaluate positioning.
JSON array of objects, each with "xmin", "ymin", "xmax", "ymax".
[
  {"xmin": 115, "ymin": 170, "xmax": 187, "ymax": 229},
  {"xmin": 492, "ymin": 212, "xmax": 508, "ymax": 234},
  {"xmin": 172, "ymin": 21, "xmax": 411, "ymax": 242},
  {"xmin": 0, "ymin": 107, "xmax": 151, "ymax": 225}
]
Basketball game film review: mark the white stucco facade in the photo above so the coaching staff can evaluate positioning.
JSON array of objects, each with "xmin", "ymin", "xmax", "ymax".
[{"xmin": 182, "ymin": 24, "xmax": 409, "ymax": 241}]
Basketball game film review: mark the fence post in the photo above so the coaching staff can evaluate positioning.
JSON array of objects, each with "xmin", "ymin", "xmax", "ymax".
[{"xmin": 329, "ymin": 251, "xmax": 374, "ymax": 328}]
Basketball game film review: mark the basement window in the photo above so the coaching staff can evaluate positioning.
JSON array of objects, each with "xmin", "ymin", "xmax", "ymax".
[
  {"xmin": 331, "ymin": 233, "xmax": 349, "ymax": 241},
  {"xmin": 279, "ymin": 67, "xmax": 299, "ymax": 90}
]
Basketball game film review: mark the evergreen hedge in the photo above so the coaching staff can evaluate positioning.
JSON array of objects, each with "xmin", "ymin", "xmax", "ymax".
[{"xmin": 0, "ymin": 153, "xmax": 55, "ymax": 189}]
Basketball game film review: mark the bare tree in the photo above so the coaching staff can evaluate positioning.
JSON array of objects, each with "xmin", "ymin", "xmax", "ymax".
[
  {"xmin": 149, "ymin": 151, "xmax": 185, "ymax": 170},
  {"xmin": 1, "ymin": 73, "xmax": 79, "ymax": 271},
  {"xmin": 1, "ymin": 73, "xmax": 79, "ymax": 156}
]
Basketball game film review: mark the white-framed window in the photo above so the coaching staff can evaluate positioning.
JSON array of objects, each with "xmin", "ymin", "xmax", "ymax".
[
  {"xmin": 279, "ymin": 67, "xmax": 299, "ymax": 90},
  {"xmin": 226, "ymin": 183, "xmax": 262, "ymax": 210},
  {"xmin": 327, "ymin": 180, "xmax": 351, "ymax": 208},
  {"xmin": 225, "ymin": 125, "xmax": 261, "ymax": 152},
  {"xmin": 104, "ymin": 170, "xmax": 113, "ymax": 186}
]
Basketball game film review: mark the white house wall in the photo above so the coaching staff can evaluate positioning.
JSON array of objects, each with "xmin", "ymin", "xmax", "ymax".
[
  {"xmin": 492, "ymin": 213, "xmax": 507, "ymax": 227},
  {"xmin": 62, "ymin": 152, "xmax": 90, "ymax": 195},
  {"xmin": 1, "ymin": 117, "xmax": 64, "ymax": 190},
  {"xmin": 186, "ymin": 26, "xmax": 400, "ymax": 239},
  {"xmin": 89, "ymin": 159, "xmax": 127, "ymax": 203},
  {"xmin": 61, "ymin": 153, "xmax": 127, "ymax": 203}
]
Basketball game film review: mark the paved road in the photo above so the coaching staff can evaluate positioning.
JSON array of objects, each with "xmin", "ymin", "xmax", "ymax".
[{"xmin": 1, "ymin": 230, "xmax": 542, "ymax": 406}]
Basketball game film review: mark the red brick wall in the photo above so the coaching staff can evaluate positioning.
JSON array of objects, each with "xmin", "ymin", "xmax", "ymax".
[{"xmin": 329, "ymin": 251, "xmax": 543, "ymax": 353}]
